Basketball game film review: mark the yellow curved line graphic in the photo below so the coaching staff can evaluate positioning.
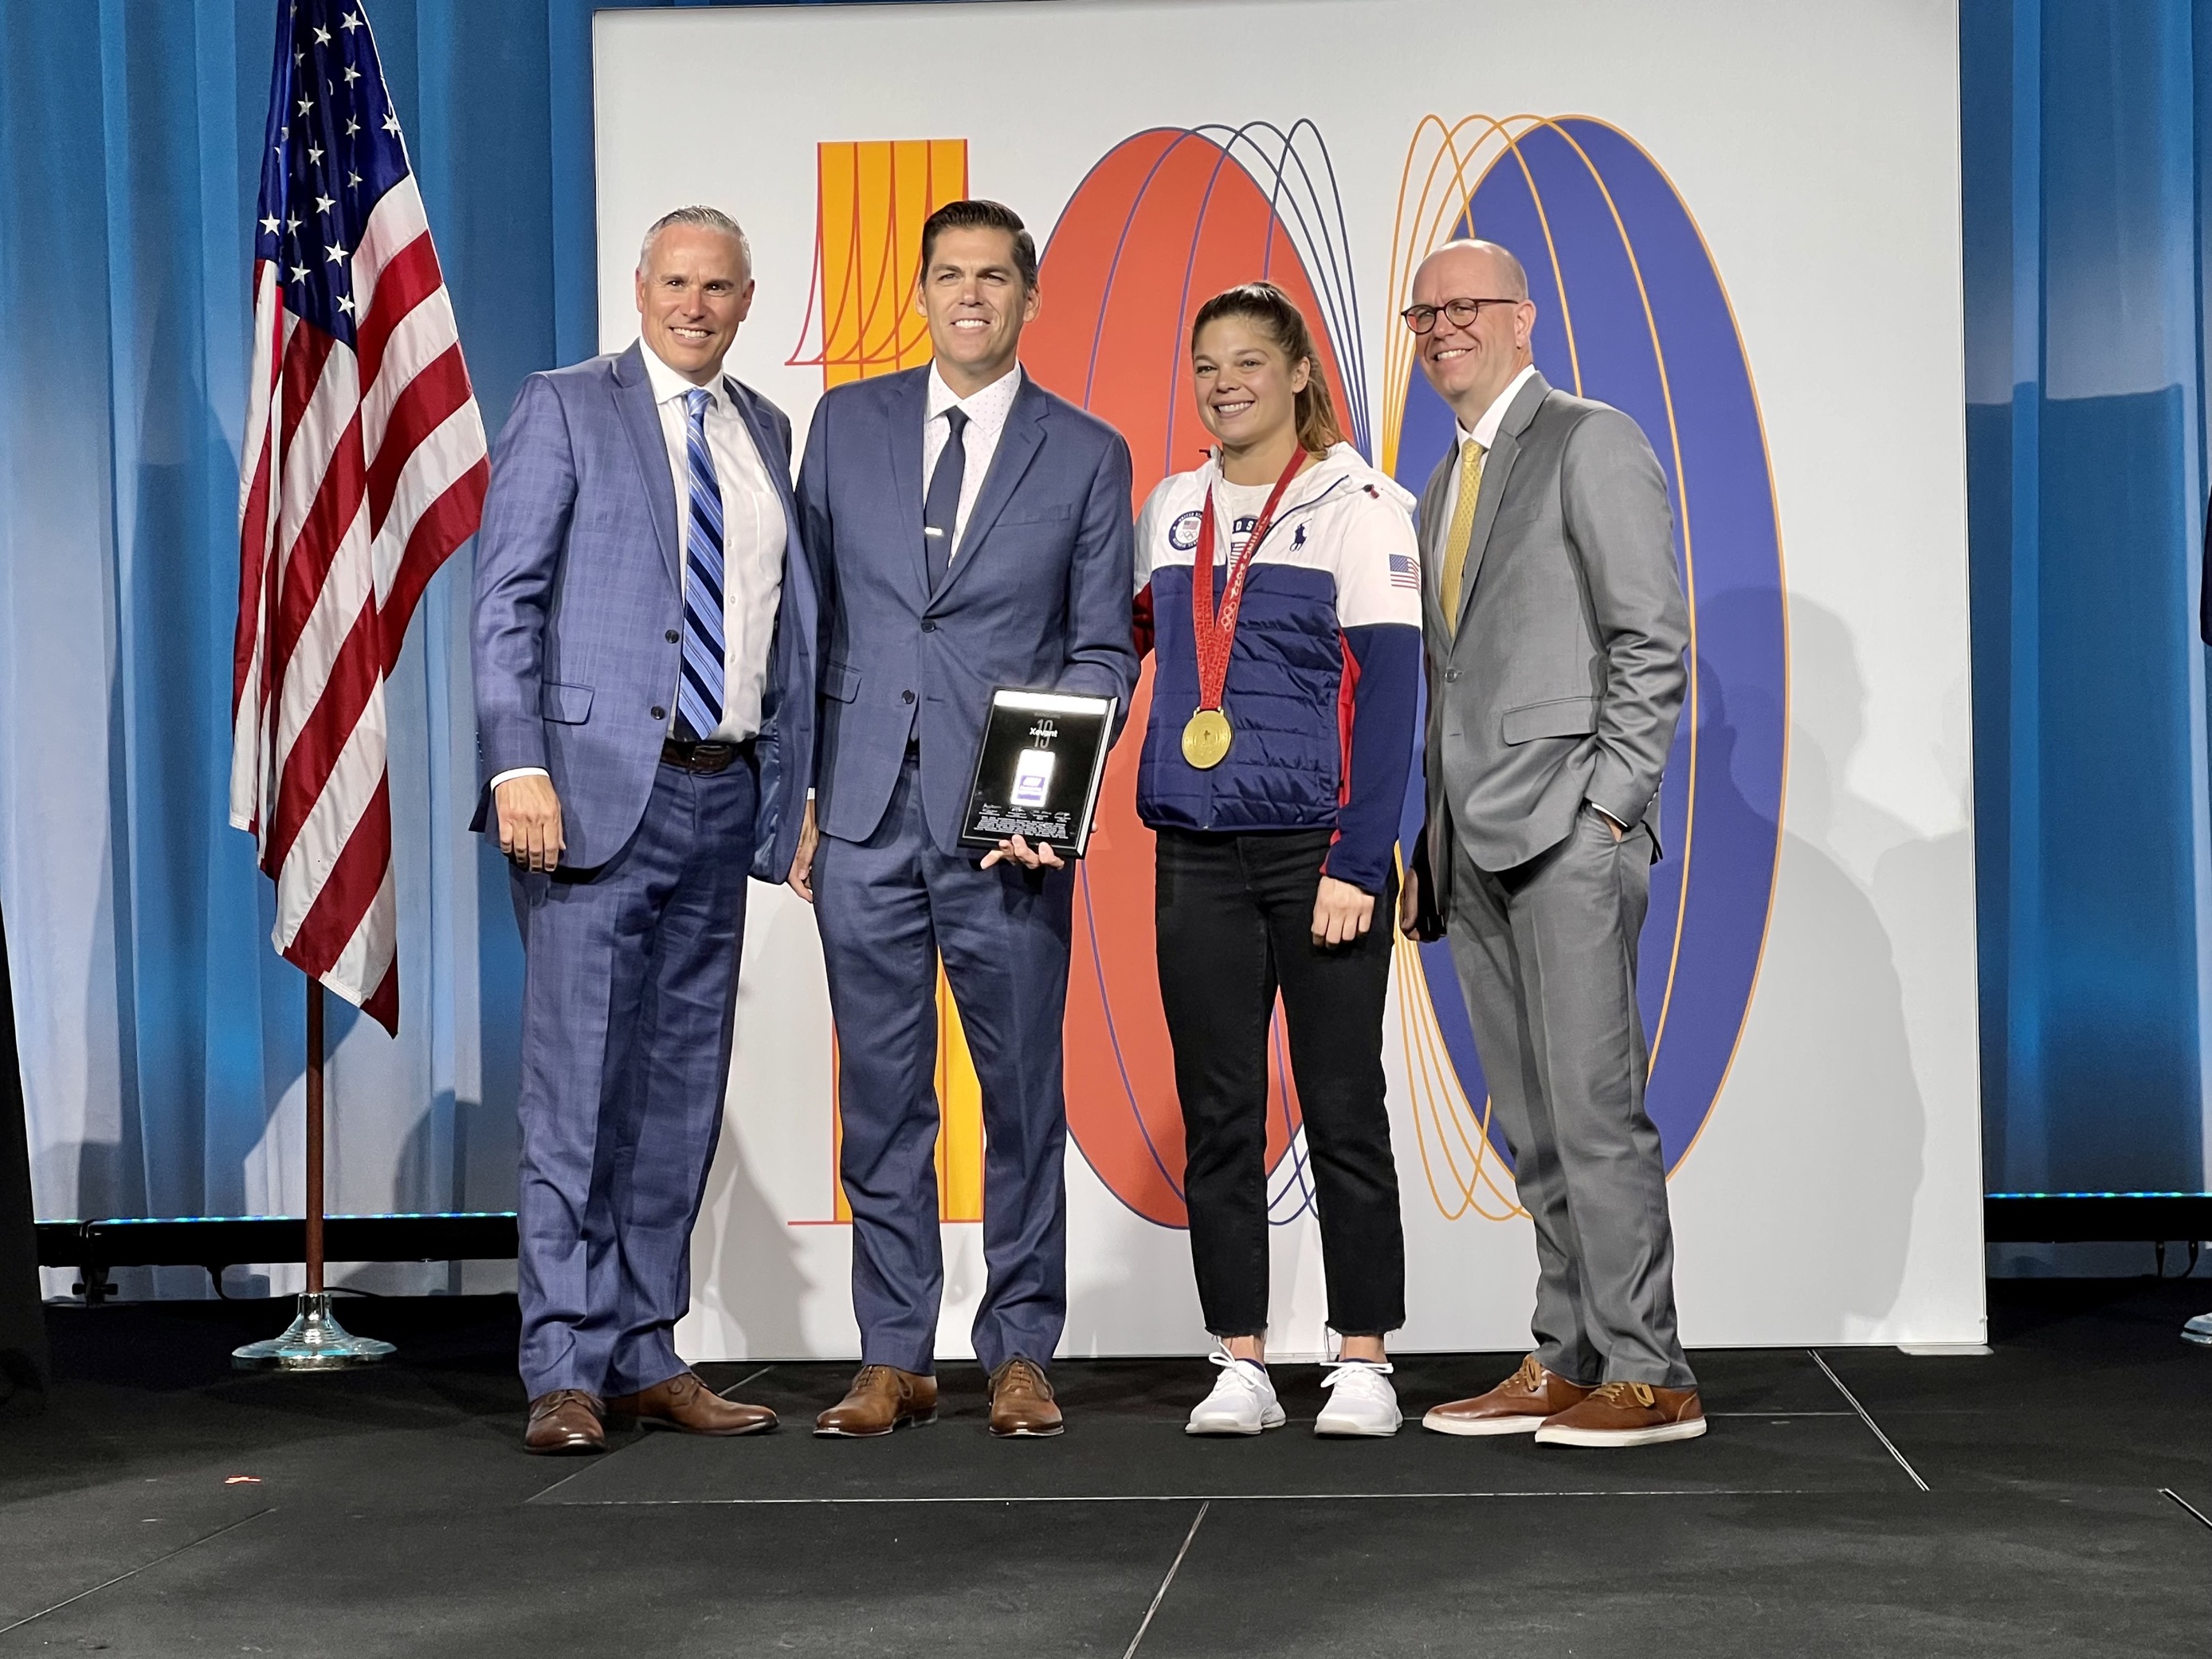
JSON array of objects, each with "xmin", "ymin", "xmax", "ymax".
[{"xmin": 1383, "ymin": 113, "xmax": 1583, "ymax": 453}]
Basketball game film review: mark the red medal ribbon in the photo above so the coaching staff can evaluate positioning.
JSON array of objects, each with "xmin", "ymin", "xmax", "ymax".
[{"xmin": 1190, "ymin": 447, "xmax": 1308, "ymax": 712}]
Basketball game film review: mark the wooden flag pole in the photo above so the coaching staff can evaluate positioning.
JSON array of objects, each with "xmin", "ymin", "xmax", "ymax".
[
  {"xmin": 230, "ymin": 971, "xmax": 392, "ymax": 1369},
  {"xmin": 304, "ymin": 979, "xmax": 324, "ymax": 1298}
]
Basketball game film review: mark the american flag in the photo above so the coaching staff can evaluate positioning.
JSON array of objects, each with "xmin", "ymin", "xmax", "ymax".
[
  {"xmin": 1389, "ymin": 552, "xmax": 1422, "ymax": 590},
  {"xmin": 228, "ymin": 0, "xmax": 488, "ymax": 1034}
]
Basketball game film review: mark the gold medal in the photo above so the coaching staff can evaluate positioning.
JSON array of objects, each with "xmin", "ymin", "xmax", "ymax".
[
  {"xmin": 1182, "ymin": 708, "xmax": 1233, "ymax": 769},
  {"xmin": 1181, "ymin": 450, "xmax": 1302, "ymax": 777}
]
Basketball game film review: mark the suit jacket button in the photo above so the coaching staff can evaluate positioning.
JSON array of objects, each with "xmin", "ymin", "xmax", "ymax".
[
  {"xmin": 1445, "ymin": 669, "xmax": 1461, "ymax": 682},
  {"xmin": 901, "ymin": 690, "xmax": 916, "ymax": 704},
  {"xmin": 665, "ymin": 629, "xmax": 679, "ymax": 643},
  {"xmin": 921, "ymin": 620, "xmax": 937, "ymax": 633},
  {"xmin": 651, "ymin": 705, "xmax": 666, "ymax": 720}
]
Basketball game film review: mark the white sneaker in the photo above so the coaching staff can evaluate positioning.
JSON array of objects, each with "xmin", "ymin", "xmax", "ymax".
[
  {"xmin": 1315, "ymin": 1359, "xmax": 1402, "ymax": 1437},
  {"xmin": 1185, "ymin": 1347, "xmax": 1285, "ymax": 1436}
]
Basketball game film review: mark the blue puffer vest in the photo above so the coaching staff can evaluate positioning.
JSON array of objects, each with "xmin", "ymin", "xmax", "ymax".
[
  {"xmin": 1141, "ymin": 558, "xmax": 1351, "ymax": 835},
  {"xmin": 1135, "ymin": 450, "xmax": 1414, "ymax": 837}
]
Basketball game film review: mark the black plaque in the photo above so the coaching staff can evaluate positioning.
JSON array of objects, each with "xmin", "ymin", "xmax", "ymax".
[{"xmin": 959, "ymin": 688, "xmax": 1117, "ymax": 857}]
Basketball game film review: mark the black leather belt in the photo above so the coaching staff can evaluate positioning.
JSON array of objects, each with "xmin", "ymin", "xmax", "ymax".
[{"xmin": 660, "ymin": 735, "xmax": 755, "ymax": 775}]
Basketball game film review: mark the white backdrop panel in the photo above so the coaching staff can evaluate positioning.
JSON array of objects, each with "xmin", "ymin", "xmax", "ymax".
[{"xmin": 591, "ymin": 0, "xmax": 1983, "ymax": 1359}]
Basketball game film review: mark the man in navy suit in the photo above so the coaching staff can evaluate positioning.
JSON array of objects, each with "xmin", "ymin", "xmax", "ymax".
[
  {"xmin": 473, "ymin": 207, "xmax": 817, "ymax": 1454},
  {"xmin": 793, "ymin": 200, "xmax": 1137, "ymax": 1438}
]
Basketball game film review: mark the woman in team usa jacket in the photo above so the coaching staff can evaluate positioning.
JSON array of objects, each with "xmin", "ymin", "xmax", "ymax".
[{"xmin": 1131, "ymin": 282, "xmax": 1423, "ymax": 1439}]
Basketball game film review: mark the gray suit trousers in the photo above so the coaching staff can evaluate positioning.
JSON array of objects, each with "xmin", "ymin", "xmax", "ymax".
[{"xmin": 1445, "ymin": 808, "xmax": 1693, "ymax": 1388}]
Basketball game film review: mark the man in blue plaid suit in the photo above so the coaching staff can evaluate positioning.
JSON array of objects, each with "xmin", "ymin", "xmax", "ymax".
[{"xmin": 472, "ymin": 208, "xmax": 817, "ymax": 1454}]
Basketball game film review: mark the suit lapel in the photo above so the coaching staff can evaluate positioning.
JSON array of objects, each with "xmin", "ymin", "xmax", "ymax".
[
  {"xmin": 1452, "ymin": 371, "xmax": 1551, "ymax": 634},
  {"xmin": 885, "ymin": 369, "xmax": 931, "ymax": 602},
  {"xmin": 613, "ymin": 343, "xmax": 681, "ymax": 596},
  {"xmin": 928, "ymin": 374, "xmax": 1045, "ymax": 613}
]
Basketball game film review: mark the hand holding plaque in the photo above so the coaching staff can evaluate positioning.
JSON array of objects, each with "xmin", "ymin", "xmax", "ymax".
[{"xmin": 960, "ymin": 689, "xmax": 1118, "ymax": 860}]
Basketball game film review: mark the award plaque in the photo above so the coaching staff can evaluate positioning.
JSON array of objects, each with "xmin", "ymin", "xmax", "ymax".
[{"xmin": 959, "ymin": 688, "xmax": 1118, "ymax": 857}]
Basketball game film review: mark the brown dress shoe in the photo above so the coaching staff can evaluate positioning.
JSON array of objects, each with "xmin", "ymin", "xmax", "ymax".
[
  {"xmin": 814, "ymin": 1365, "xmax": 938, "ymax": 1437},
  {"xmin": 987, "ymin": 1356, "xmax": 1063, "ymax": 1438},
  {"xmin": 1535, "ymin": 1381, "xmax": 1708, "ymax": 1448},
  {"xmin": 606, "ymin": 1370, "xmax": 775, "ymax": 1437},
  {"xmin": 524, "ymin": 1389, "xmax": 606, "ymax": 1455},
  {"xmin": 1422, "ymin": 1354, "xmax": 1593, "ymax": 1437}
]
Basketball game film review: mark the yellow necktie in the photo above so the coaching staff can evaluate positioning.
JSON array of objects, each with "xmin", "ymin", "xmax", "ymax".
[{"xmin": 1438, "ymin": 437, "xmax": 1485, "ymax": 629}]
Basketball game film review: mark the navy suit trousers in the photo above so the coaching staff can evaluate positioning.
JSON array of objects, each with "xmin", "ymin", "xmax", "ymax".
[
  {"xmin": 815, "ymin": 755, "xmax": 1073, "ymax": 1375},
  {"xmin": 512, "ymin": 758, "xmax": 756, "ymax": 1399}
]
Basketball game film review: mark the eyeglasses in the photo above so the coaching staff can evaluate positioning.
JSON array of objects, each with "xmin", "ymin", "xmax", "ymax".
[{"xmin": 1400, "ymin": 296, "xmax": 1520, "ymax": 335}]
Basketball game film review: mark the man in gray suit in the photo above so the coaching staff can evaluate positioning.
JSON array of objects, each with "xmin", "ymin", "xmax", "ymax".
[{"xmin": 1401, "ymin": 240, "xmax": 1704, "ymax": 1447}]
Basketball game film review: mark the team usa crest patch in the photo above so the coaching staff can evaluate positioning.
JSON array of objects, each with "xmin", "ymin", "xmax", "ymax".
[{"xmin": 1168, "ymin": 511, "xmax": 1203, "ymax": 551}]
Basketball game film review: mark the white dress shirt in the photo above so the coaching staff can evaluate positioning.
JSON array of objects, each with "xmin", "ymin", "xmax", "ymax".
[
  {"xmin": 923, "ymin": 361, "xmax": 1024, "ymax": 561},
  {"xmin": 1437, "ymin": 362, "xmax": 1540, "ymax": 531},
  {"xmin": 488, "ymin": 344, "xmax": 786, "ymax": 793}
]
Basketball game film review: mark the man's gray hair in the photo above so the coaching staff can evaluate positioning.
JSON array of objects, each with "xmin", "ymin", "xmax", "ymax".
[{"xmin": 638, "ymin": 206, "xmax": 752, "ymax": 272}]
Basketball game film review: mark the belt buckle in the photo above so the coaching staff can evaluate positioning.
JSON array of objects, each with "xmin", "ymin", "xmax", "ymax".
[{"xmin": 675, "ymin": 739, "xmax": 735, "ymax": 775}]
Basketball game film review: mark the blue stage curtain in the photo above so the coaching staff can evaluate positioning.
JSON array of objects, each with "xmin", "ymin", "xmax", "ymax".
[
  {"xmin": 0, "ymin": 0, "xmax": 636, "ymax": 1280},
  {"xmin": 1963, "ymin": 0, "xmax": 2212, "ymax": 1201},
  {"xmin": 2, "ymin": 0, "xmax": 318, "ymax": 1265},
  {"xmin": 0, "ymin": 0, "xmax": 822, "ymax": 1286}
]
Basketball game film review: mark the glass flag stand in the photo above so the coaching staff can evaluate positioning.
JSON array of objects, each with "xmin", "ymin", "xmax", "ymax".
[{"xmin": 233, "ymin": 980, "xmax": 394, "ymax": 1371}]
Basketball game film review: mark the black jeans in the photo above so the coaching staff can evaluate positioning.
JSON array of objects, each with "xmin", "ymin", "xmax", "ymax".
[{"xmin": 1154, "ymin": 827, "xmax": 1406, "ymax": 1339}]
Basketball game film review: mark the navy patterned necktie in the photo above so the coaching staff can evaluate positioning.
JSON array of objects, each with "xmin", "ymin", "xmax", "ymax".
[
  {"xmin": 924, "ymin": 405, "xmax": 969, "ymax": 592},
  {"xmin": 676, "ymin": 386, "xmax": 726, "ymax": 741}
]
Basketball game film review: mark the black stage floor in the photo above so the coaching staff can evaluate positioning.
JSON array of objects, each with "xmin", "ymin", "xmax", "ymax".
[{"xmin": 2, "ymin": 1280, "xmax": 2209, "ymax": 1655}]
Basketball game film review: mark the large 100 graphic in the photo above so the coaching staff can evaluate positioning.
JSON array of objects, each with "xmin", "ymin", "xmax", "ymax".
[{"xmin": 784, "ymin": 116, "xmax": 1786, "ymax": 1231}]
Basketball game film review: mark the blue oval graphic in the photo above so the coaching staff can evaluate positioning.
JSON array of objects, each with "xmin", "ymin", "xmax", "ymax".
[{"xmin": 1391, "ymin": 116, "xmax": 1787, "ymax": 1177}]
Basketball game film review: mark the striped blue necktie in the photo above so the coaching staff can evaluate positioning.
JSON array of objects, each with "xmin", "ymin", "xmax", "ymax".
[{"xmin": 676, "ymin": 386, "xmax": 726, "ymax": 741}]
